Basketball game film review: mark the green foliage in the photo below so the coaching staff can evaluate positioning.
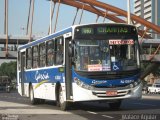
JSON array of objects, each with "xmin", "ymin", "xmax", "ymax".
[{"xmin": 0, "ymin": 61, "xmax": 17, "ymax": 80}]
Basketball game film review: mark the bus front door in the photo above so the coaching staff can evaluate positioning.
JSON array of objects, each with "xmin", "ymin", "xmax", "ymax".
[
  {"xmin": 65, "ymin": 37, "xmax": 73, "ymax": 101},
  {"xmin": 20, "ymin": 52, "xmax": 25, "ymax": 96}
]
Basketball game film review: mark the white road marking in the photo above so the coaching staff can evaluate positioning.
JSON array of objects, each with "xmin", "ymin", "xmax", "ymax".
[
  {"xmin": 133, "ymin": 103, "xmax": 156, "ymax": 107},
  {"xmin": 102, "ymin": 115, "xmax": 114, "ymax": 119},
  {"xmin": 87, "ymin": 111, "xmax": 97, "ymax": 114},
  {"xmin": 87, "ymin": 111, "xmax": 114, "ymax": 119}
]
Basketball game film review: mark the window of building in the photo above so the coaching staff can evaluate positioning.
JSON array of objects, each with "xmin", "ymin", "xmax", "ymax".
[
  {"xmin": 39, "ymin": 43, "xmax": 46, "ymax": 67},
  {"xmin": 32, "ymin": 46, "xmax": 39, "ymax": 68},
  {"xmin": 46, "ymin": 40, "xmax": 55, "ymax": 66},
  {"xmin": 26, "ymin": 48, "xmax": 32, "ymax": 69}
]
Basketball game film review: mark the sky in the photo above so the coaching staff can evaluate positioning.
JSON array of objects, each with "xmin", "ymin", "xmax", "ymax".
[{"xmin": 0, "ymin": 0, "xmax": 134, "ymax": 37}]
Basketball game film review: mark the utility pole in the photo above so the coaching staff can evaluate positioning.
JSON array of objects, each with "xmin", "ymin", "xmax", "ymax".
[
  {"xmin": 26, "ymin": 0, "xmax": 32, "ymax": 35},
  {"xmin": 50, "ymin": 0, "xmax": 53, "ymax": 34},
  {"xmin": 29, "ymin": 0, "xmax": 35, "ymax": 42},
  {"xmin": 127, "ymin": 0, "xmax": 131, "ymax": 59},
  {"xmin": 5, "ymin": 0, "xmax": 9, "ymax": 57},
  {"xmin": 127, "ymin": 0, "xmax": 131, "ymax": 24}
]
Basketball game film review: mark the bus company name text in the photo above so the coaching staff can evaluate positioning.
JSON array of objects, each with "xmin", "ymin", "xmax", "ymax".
[
  {"xmin": 91, "ymin": 80, "xmax": 107, "ymax": 85},
  {"xmin": 35, "ymin": 71, "xmax": 49, "ymax": 82}
]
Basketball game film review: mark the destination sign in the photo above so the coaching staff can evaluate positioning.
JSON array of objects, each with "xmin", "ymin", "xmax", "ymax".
[
  {"xmin": 97, "ymin": 27, "xmax": 129, "ymax": 34},
  {"xmin": 78, "ymin": 26, "xmax": 134, "ymax": 35},
  {"xmin": 74, "ymin": 24, "xmax": 137, "ymax": 40},
  {"xmin": 109, "ymin": 40, "xmax": 134, "ymax": 45},
  {"xmin": 81, "ymin": 28, "xmax": 94, "ymax": 35}
]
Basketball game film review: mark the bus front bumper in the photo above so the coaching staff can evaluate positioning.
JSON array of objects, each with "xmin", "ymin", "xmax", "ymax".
[{"xmin": 72, "ymin": 82, "xmax": 143, "ymax": 102}]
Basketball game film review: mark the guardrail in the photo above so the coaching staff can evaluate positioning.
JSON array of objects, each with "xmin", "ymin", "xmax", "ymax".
[
  {"xmin": 0, "ymin": 51, "xmax": 17, "ymax": 59},
  {"xmin": 141, "ymin": 54, "xmax": 160, "ymax": 62},
  {"xmin": 0, "ymin": 35, "xmax": 42, "ymax": 44}
]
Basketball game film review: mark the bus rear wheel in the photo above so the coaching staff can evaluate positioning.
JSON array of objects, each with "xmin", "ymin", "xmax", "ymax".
[
  {"xmin": 58, "ymin": 86, "xmax": 69, "ymax": 111},
  {"xmin": 108, "ymin": 100, "xmax": 122, "ymax": 110}
]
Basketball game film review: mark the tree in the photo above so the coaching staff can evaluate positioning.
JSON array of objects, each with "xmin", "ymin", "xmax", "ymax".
[{"xmin": 0, "ymin": 61, "xmax": 17, "ymax": 80}]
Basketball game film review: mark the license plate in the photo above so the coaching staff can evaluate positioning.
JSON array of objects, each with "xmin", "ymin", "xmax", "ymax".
[{"xmin": 106, "ymin": 90, "xmax": 117, "ymax": 96}]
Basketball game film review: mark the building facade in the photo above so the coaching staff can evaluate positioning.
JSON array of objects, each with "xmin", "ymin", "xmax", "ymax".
[{"xmin": 134, "ymin": 0, "xmax": 160, "ymax": 38}]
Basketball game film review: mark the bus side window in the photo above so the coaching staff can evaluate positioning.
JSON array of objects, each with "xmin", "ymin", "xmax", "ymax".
[
  {"xmin": 32, "ymin": 46, "xmax": 39, "ymax": 68},
  {"xmin": 120, "ymin": 45, "xmax": 127, "ymax": 59},
  {"xmin": 55, "ymin": 37, "xmax": 64, "ymax": 65},
  {"xmin": 46, "ymin": 40, "xmax": 55, "ymax": 66},
  {"xmin": 39, "ymin": 43, "xmax": 46, "ymax": 67},
  {"xmin": 26, "ymin": 48, "xmax": 32, "ymax": 69},
  {"xmin": 80, "ymin": 46, "xmax": 89, "ymax": 70}
]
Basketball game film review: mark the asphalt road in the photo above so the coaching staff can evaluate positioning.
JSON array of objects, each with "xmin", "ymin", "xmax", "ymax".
[{"xmin": 0, "ymin": 91, "xmax": 160, "ymax": 120}]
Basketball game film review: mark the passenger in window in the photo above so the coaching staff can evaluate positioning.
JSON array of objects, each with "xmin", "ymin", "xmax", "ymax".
[
  {"xmin": 56, "ymin": 45, "xmax": 63, "ymax": 65},
  {"xmin": 42, "ymin": 56, "xmax": 46, "ymax": 67},
  {"xmin": 48, "ymin": 53, "xmax": 54, "ymax": 66},
  {"xmin": 47, "ymin": 45, "xmax": 54, "ymax": 66}
]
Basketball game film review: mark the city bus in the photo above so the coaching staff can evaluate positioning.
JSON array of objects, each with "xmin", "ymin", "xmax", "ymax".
[{"xmin": 17, "ymin": 23, "xmax": 142, "ymax": 110}]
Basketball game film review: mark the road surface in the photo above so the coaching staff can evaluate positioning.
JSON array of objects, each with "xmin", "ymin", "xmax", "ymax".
[{"xmin": 0, "ymin": 91, "xmax": 160, "ymax": 120}]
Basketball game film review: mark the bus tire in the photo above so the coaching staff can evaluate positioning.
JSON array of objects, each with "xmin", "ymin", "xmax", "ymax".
[
  {"xmin": 109, "ymin": 100, "xmax": 121, "ymax": 110},
  {"xmin": 29, "ymin": 85, "xmax": 38, "ymax": 105},
  {"xmin": 58, "ymin": 86, "xmax": 69, "ymax": 111}
]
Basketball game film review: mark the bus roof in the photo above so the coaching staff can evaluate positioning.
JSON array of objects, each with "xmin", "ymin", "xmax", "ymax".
[
  {"xmin": 18, "ymin": 23, "xmax": 136, "ymax": 50},
  {"xmin": 74, "ymin": 22, "xmax": 136, "ymax": 27},
  {"xmin": 18, "ymin": 27, "xmax": 72, "ymax": 50}
]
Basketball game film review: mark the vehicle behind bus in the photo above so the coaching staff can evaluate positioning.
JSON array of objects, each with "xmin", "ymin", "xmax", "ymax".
[{"xmin": 0, "ymin": 76, "xmax": 11, "ymax": 92}]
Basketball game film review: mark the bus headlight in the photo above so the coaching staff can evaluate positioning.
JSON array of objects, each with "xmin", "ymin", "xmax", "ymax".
[
  {"xmin": 129, "ymin": 79, "xmax": 141, "ymax": 88},
  {"xmin": 134, "ymin": 81, "xmax": 138, "ymax": 86},
  {"xmin": 130, "ymin": 83, "xmax": 134, "ymax": 88},
  {"xmin": 74, "ymin": 77, "xmax": 93, "ymax": 90}
]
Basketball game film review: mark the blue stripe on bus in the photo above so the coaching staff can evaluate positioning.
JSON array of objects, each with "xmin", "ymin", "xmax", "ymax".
[
  {"xmin": 19, "ymin": 27, "xmax": 72, "ymax": 50},
  {"xmin": 72, "ymin": 70, "xmax": 140, "ymax": 87},
  {"xmin": 21, "ymin": 68, "xmax": 64, "ymax": 83},
  {"xmin": 21, "ymin": 67, "xmax": 140, "ymax": 88}
]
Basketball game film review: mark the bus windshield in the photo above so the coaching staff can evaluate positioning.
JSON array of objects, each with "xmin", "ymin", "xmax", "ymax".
[{"xmin": 75, "ymin": 39, "xmax": 139, "ymax": 72}]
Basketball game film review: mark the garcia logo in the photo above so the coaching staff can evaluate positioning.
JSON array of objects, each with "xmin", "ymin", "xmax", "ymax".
[
  {"xmin": 35, "ymin": 71, "xmax": 49, "ymax": 82},
  {"xmin": 91, "ymin": 80, "xmax": 107, "ymax": 86}
]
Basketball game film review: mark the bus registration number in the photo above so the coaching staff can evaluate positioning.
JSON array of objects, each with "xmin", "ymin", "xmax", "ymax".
[{"xmin": 106, "ymin": 90, "xmax": 117, "ymax": 96}]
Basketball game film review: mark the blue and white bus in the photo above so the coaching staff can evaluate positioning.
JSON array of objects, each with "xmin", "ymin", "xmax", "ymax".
[{"xmin": 17, "ymin": 23, "xmax": 142, "ymax": 110}]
